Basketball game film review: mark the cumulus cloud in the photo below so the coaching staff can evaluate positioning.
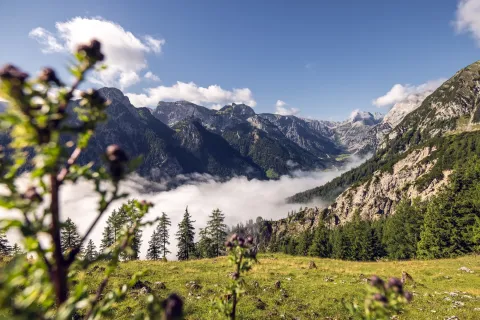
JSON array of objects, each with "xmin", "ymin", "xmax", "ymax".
[
  {"xmin": 275, "ymin": 100, "xmax": 300, "ymax": 116},
  {"xmin": 126, "ymin": 82, "xmax": 256, "ymax": 108},
  {"xmin": 144, "ymin": 71, "xmax": 160, "ymax": 82},
  {"xmin": 2, "ymin": 156, "xmax": 367, "ymax": 260},
  {"xmin": 454, "ymin": 0, "xmax": 480, "ymax": 45},
  {"xmin": 372, "ymin": 79, "xmax": 446, "ymax": 108},
  {"xmin": 29, "ymin": 17, "xmax": 165, "ymax": 89}
]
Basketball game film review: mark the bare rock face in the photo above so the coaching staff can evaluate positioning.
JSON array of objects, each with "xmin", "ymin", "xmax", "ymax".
[{"xmin": 329, "ymin": 147, "xmax": 452, "ymax": 222}]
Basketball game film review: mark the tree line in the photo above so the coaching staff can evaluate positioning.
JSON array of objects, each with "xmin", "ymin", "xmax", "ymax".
[{"xmin": 269, "ymin": 155, "xmax": 480, "ymax": 260}]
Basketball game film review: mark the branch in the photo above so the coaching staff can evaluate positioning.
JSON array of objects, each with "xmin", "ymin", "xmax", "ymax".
[
  {"xmin": 57, "ymin": 147, "xmax": 82, "ymax": 183},
  {"xmin": 59, "ymin": 76, "xmax": 83, "ymax": 113},
  {"xmin": 22, "ymin": 211, "xmax": 52, "ymax": 272}
]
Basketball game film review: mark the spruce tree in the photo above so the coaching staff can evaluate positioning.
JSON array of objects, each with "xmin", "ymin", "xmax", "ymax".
[
  {"xmin": 296, "ymin": 231, "xmax": 313, "ymax": 256},
  {"xmin": 100, "ymin": 202, "xmax": 143, "ymax": 260},
  {"xmin": 308, "ymin": 222, "xmax": 331, "ymax": 257},
  {"xmin": 157, "ymin": 212, "xmax": 171, "ymax": 259},
  {"xmin": 206, "ymin": 208, "xmax": 228, "ymax": 257},
  {"xmin": 147, "ymin": 230, "xmax": 161, "ymax": 260},
  {"xmin": 60, "ymin": 218, "xmax": 82, "ymax": 255},
  {"xmin": 176, "ymin": 207, "xmax": 196, "ymax": 260},
  {"xmin": 197, "ymin": 227, "xmax": 215, "ymax": 258},
  {"xmin": 0, "ymin": 232, "xmax": 12, "ymax": 257},
  {"xmin": 382, "ymin": 199, "xmax": 424, "ymax": 259},
  {"xmin": 84, "ymin": 240, "xmax": 98, "ymax": 262}
]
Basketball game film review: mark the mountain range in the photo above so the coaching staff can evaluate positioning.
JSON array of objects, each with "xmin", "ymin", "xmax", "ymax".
[
  {"xmin": 278, "ymin": 60, "xmax": 480, "ymax": 239},
  {"xmin": 71, "ymin": 88, "xmax": 400, "ymax": 183}
]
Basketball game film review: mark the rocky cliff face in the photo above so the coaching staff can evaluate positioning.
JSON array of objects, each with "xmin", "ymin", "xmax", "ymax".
[{"xmin": 283, "ymin": 60, "xmax": 480, "ymax": 237}]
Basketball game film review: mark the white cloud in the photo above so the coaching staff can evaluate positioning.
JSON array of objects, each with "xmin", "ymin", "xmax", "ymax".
[
  {"xmin": 2, "ymin": 156, "xmax": 367, "ymax": 260},
  {"xmin": 275, "ymin": 100, "xmax": 287, "ymax": 108},
  {"xmin": 275, "ymin": 100, "xmax": 300, "ymax": 116},
  {"xmin": 29, "ymin": 17, "xmax": 166, "ymax": 89},
  {"xmin": 29, "ymin": 27, "xmax": 64, "ymax": 53},
  {"xmin": 454, "ymin": 0, "xmax": 480, "ymax": 45},
  {"xmin": 144, "ymin": 71, "xmax": 160, "ymax": 82},
  {"xmin": 372, "ymin": 79, "xmax": 446, "ymax": 108},
  {"xmin": 126, "ymin": 82, "xmax": 256, "ymax": 108}
]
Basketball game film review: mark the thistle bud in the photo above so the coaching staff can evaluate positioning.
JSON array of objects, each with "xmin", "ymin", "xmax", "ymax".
[
  {"xmin": 39, "ymin": 67, "xmax": 62, "ymax": 86},
  {"xmin": 387, "ymin": 277, "xmax": 403, "ymax": 293},
  {"xmin": 369, "ymin": 276, "xmax": 385, "ymax": 289},
  {"xmin": 0, "ymin": 64, "xmax": 28, "ymax": 83},
  {"xmin": 373, "ymin": 293, "xmax": 388, "ymax": 304},
  {"xmin": 105, "ymin": 144, "xmax": 128, "ymax": 180},
  {"xmin": 224, "ymin": 241, "xmax": 233, "ymax": 249},
  {"xmin": 76, "ymin": 39, "xmax": 104, "ymax": 63},
  {"xmin": 229, "ymin": 233, "xmax": 238, "ymax": 242},
  {"xmin": 23, "ymin": 186, "xmax": 43, "ymax": 203},
  {"xmin": 246, "ymin": 236, "xmax": 254, "ymax": 245},
  {"xmin": 161, "ymin": 293, "xmax": 183, "ymax": 320},
  {"xmin": 404, "ymin": 291, "xmax": 413, "ymax": 302},
  {"xmin": 231, "ymin": 272, "xmax": 240, "ymax": 280},
  {"xmin": 238, "ymin": 237, "xmax": 245, "ymax": 247}
]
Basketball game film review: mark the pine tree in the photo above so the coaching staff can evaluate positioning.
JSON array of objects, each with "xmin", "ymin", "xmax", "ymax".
[
  {"xmin": 176, "ymin": 207, "xmax": 196, "ymax": 260},
  {"xmin": 296, "ymin": 231, "xmax": 313, "ymax": 256},
  {"xmin": 206, "ymin": 208, "xmax": 228, "ymax": 257},
  {"xmin": 382, "ymin": 199, "xmax": 424, "ymax": 259},
  {"xmin": 147, "ymin": 230, "xmax": 161, "ymax": 260},
  {"xmin": 100, "ymin": 202, "xmax": 143, "ymax": 260},
  {"xmin": 157, "ymin": 212, "xmax": 171, "ymax": 259},
  {"xmin": 84, "ymin": 240, "xmax": 98, "ymax": 262},
  {"xmin": 197, "ymin": 227, "xmax": 215, "ymax": 258},
  {"xmin": 308, "ymin": 222, "xmax": 331, "ymax": 257},
  {"xmin": 0, "ymin": 232, "xmax": 12, "ymax": 257},
  {"xmin": 60, "ymin": 218, "xmax": 83, "ymax": 255}
]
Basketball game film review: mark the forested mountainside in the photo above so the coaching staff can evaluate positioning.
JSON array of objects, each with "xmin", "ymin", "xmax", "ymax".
[{"xmin": 280, "ymin": 61, "xmax": 480, "ymax": 252}]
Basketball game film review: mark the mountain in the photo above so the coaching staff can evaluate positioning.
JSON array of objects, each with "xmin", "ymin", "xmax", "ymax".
[{"xmin": 286, "ymin": 60, "xmax": 480, "ymax": 228}]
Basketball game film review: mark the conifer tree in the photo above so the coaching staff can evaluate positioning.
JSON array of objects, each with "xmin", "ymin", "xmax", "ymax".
[
  {"xmin": 296, "ymin": 231, "xmax": 313, "ymax": 256},
  {"xmin": 147, "ymin": 230, "xmax": 161, "ymax": 260},
  {"xmin": 176, "ymin": 207, "xmax": 196, "ymax": 260},
  {"xmin": 382, "ymin": 199, "xmax": 424, "ymax": 259},
  {"xmin": 84, "ymin": 240, "xmax": 98, "ymax": 262},
  {"xmin": 100, "ymin": 202, "xmax": 143, "ymax": 260},
  {"xmin": 0, "ymin": 232, "xmax": 12, "ymax": 257},
  {"xmin": 308, "ymin": 222, "xmax": 331, "ymax": 257},
  {"xmin": 157, "ymin": 212, "xmax": 171, "ymax": 259},
  {"xmin": 197, "ymin": 227, "xmax": 215, "ymax": 258},
  {"xmin": 206, "ymin": 208, "xmax": 228, "ymax": 257},
  {"xmin": 60, "ymin": 218, "xmax": 82, "ymax": 255}
]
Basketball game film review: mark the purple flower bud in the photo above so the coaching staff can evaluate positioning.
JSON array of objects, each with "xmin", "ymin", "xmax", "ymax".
[
  {"xmin": 22, "ymin": 186, "xmax": 43, "ymax": 203},
  {"xmin": 369, "ymin": 276, "xmax": 385, "ymax": 289},
  {"xmin": 387, "ymin": 277, "xmax": 403, "ymax": 293},
  {"xmin": 0, "ymin": 64, "xmax": 28, "ymax": 83},
  {"xmin": 231, "ymin": 272, "xmax": 240, "ymax": 280},
  {"xmin": 161, "ymin": 293, "xmax": 183, "ymax": 320},
  {"xmin": 106, "ymin": 144, "xmax": 128, "ymax": 163},
  {"xmin": 373, "ymin": 293, "xmax": 388, "ymax": 304},
  {"xmin": 246, "ymin": 236, "xmax": 254, "ymax": 245},
  {"xmin": 404, "ymin": 291, "xmax": 413, "ymax": 302},
  {"xmin": 230, "ymin": 233, "xmax": 238, "ymax": 242},
  {"xmin": 39, "ymin": 67, "xmax": 62, "ymax": 86}
]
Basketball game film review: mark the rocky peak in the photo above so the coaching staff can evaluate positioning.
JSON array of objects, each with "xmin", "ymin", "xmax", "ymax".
[{"xmin": 218, "ymin": 103, "xmax": 256, "ymax": 119}]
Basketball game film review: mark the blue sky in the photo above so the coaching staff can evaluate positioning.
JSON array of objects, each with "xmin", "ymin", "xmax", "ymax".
[{"xmin": 1, "ymin": 0, "xmax": 479, "ymax": 120}]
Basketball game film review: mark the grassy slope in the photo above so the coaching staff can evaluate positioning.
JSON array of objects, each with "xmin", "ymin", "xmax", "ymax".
[{"xmin": 80, "ymin": 254, "xmax": 480, "ymax": 320}]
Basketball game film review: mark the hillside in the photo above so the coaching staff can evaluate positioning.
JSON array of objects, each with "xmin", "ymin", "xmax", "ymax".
[
  {"xmin": 288, "ymin": 60, "xmax": 480, "ymax": 221},
  {"xmin": 61, "ymin": 254, "xmax": 480, "ymax": 319}
]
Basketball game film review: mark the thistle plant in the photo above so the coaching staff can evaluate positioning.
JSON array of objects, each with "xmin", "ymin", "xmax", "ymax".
[
  {"xmin": 0, "ymin": 40, "xmax": 167, "ymax": 319},
  {"xmin": 345, "ymin": 276, "xmax": 413, "ymax": 320},
  {"xmin": 216, "ymin": 234, "xmax": 257, "ymax": 320}
]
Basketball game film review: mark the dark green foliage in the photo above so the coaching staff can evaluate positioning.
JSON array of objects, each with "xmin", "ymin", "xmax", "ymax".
[
  {"xmin": 60, "ymin": 218, "xmax": 82, "ymax": 255},
  {"xmin": 84, "ymin": 240, "xmax": 98, "ymax": 262},
  {"xmin": 296, "ymin": 231, "xmax": 313, "ymax": 256},
  {"xmin": 308, "ymin": 222, "xmax": 331, "ymax": 257},
  {"xmin": 196, "ymin": 227, "xmax": 216, "ymax": 259},
  {"xmin": 0, "ymin": 233, "xmax": 11, "ymax": 257},
  {"xmin": 147, "ymin": 230, "xmax": 161, "ymax": 260},
  {"xmin": 100, "ymin": 202, "xmax": 143, "ymax": 260},
  {"xmin": 417, "ymin": 156, "xmax": 480, "ymax": 258},
  {"xmin": 176, "ymin": 207, "xmax": 196, "ymax": 260},
  {"xmin": 157, "ymin": 212, "xmax": 172, "ymax": 259},
  {"xmin": 206, "ymin": 209, "xmax": 228, "ymax": 257},
  {"xmin": 382, "ymin": 199, "xmax": 425, "ymax": 260}
]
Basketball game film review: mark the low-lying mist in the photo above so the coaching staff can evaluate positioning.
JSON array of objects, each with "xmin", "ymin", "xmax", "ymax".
[{"xmin": 3, "ymin": 155, "xmax": 368, "ymax": 260}]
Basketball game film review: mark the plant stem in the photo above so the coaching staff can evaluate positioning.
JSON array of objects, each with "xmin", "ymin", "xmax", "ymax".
[{"xmin": 50, "ymin": 172, "xmax": 68, "ymax": 305}]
